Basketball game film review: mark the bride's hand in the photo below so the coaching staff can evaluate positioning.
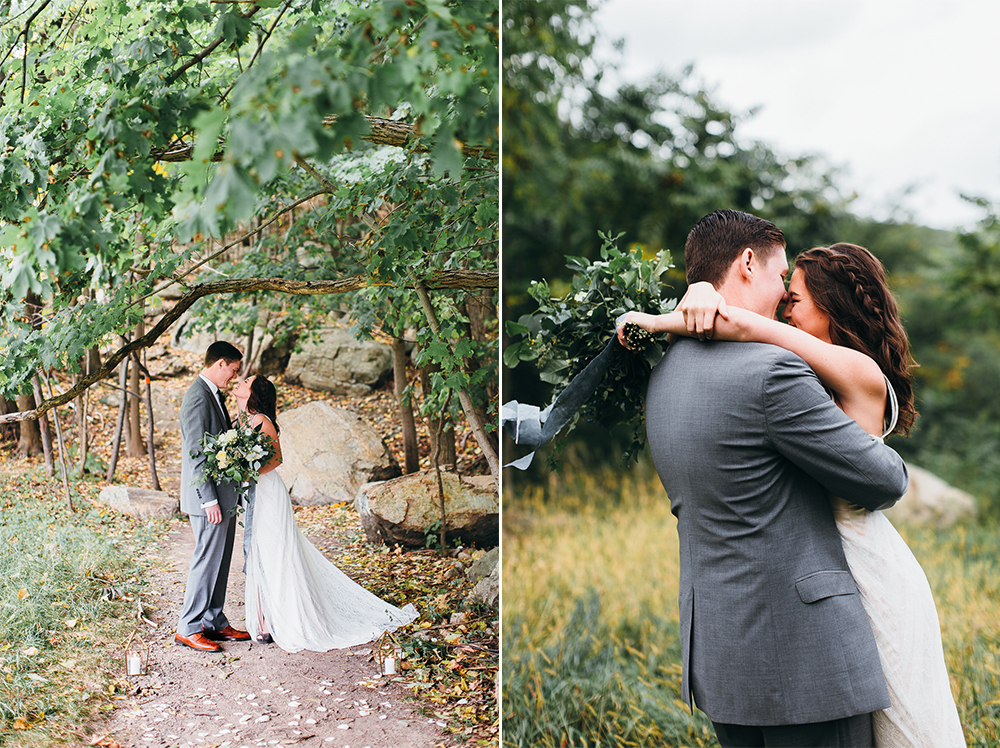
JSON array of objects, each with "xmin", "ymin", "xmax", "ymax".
[
  {"xmin": 678, "ymin": 282, "xmax": 728, "ymax": 340},
  {"xmin": 615, "ymin": 311, "xmax": 658, "ymax": 350}
]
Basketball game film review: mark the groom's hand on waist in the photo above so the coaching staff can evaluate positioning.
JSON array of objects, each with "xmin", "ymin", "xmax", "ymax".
[{"xmin": 205, "ymin": 504, "xmax": 222, "ymax": 525}]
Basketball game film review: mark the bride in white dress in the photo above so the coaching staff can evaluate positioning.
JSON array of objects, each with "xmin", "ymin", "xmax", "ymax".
[
  {"xmin": 619, "ymin": 242, "xmax": 964, "ymax": 747},
  {"xmin": 232, "ymin": 375, "xmax": 417, "ymax": 652}
]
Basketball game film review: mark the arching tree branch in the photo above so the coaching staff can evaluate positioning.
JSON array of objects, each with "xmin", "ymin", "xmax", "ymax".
[
  {"xmin": 151, "ymin": 116, "xmax": 498, "ymax": 163},
  {"xmin": 0, "ymin": 269, "xmax": 497, "ymax": 424}
]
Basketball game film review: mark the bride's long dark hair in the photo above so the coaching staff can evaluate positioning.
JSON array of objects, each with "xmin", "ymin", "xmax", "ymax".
[
  {"xmin": 246, "ymin": 375, "xmax": 280, "ymax": 434},
  {"xmin": 794, "ymin": 243, "xmax": 917, "ymax": 435}
]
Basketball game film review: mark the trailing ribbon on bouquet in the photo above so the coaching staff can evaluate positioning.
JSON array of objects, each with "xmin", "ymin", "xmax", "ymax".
[{"xmin": 502, "ymin": 335, "xmax": 621, "ymax": 470}]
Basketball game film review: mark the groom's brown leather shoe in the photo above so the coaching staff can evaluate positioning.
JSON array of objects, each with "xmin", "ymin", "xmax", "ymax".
[
  {"xmin": 174, "ymin": 632, "xmax": 222, "ymax": 652},
  {"xmin": 202, "ymin": 625, "xmax": 251, "ymax": 642}
]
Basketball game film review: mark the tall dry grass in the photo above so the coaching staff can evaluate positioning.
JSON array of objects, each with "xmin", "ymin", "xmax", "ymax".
[{"xmin": 502, "ymin": 460, "xmax": 1000, "ymax": 747}]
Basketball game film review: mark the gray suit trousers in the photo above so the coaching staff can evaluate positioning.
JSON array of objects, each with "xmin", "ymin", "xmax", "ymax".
[
  {"xmin": 714, "ymin": 713, "xmax": 874, "ymax": 747},
  {"xmin": 177, "ymin": 512, "xmax": 237, "ymax": 635}
]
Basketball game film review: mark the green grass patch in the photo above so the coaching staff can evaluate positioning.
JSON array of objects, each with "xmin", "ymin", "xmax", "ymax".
[
  {"xmin": 0, "ymin": 463, "xmax": 171, "ymax": 745},
  {"xmin": 503, "ymin": 460, "xmax": 1000, "ymax": 747}
]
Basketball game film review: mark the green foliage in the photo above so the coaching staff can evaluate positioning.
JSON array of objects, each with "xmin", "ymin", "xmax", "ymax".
[
  {"xmin": 505, "ymin": 232, "xmax": 675, "ymax": 460},
  {"xmin": 0, "ymin": 0, "xmax": 498, "ymax": 454},
  {"xmin": 501, "ymin": 0, "xmax": 850, "ymax": 468}
]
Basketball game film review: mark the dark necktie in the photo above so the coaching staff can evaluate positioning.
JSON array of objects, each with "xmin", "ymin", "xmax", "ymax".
[{"xmin": 217, "ymin": 389, "xmax": 232, "ymax": 429}]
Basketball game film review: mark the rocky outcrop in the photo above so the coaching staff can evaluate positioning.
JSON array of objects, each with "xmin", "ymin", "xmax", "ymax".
[
  {"xmin": 284, "ymin": 326, "xmax": 392, "ymax": 396},
  {"xmin": 355, "ymin": 470, "xmax": 498, "ymax": 548},
  {"xmin": 466, "ymin": 547, "xmax": 499, "ymax": 608},
  {"xmin": 884, "ymin": 463, "xmax": 977, "ymax": 528},
  {"xmin": 99, "ymin": 486, "xmax": 179, "ymax": 519},
  {"xmin": 275, "ymin": 401, "xmax": 400, "ymax": 505}
]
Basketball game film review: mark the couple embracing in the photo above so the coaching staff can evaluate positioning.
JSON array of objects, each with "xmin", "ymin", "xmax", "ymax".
[
  {"xmin": 173, "ymin": 342, "xmax": 416, "ymax": 655},
  {"xmin": 618, "ymin": 210, "xmax": 964, "ymax": 747}
]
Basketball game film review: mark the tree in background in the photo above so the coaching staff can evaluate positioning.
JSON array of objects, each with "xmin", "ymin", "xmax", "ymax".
[
  {"xmin": 0, "ymin": 0, "xmax": 499, "ymax": 481},
  {"xmin": 502, "ymin": 0, "xmax": 1000, "ymax": 519},
  {"xmin": 502, "ymin": 0, "xmax": 852, "ymax": 450}
]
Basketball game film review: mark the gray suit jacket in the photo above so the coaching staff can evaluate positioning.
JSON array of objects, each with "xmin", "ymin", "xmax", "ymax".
[
  {"xmin": 645, "ymin": 339, "xmax": 908, "ymax": 726},
  {"xmin": 179, "ymin": 377, "xmax": 239, "ymax": 517}
]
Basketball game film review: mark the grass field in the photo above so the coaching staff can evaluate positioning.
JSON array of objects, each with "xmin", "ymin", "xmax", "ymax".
[
  {"xmin": 501, "ymin": 459, "xmax": 1000, "ymax": 747},
  {"xmin": 0, "ymin": 465, "xmax": 170, "ymax": 745}
]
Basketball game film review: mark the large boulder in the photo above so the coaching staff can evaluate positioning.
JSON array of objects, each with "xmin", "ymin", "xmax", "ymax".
[
  {"xmin": 884, "ymin": 463, "xmax": 977, "ymax": 529},
  {"xmin": 99, "ymin": 486, "xmax": 179, "ymax": 519},
  {"xmin": 284, "ymin": 326, "xmax": 392, "ymax": 396},
  {"xmin": 355, "ymin": 470, "xmax": 498, "ymax": 548},
  {"xmin": 275, "ymin": 401, "xmax": 400, "ymax": 505}
]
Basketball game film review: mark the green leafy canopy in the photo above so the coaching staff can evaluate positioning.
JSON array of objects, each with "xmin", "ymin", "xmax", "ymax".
[{"xmin": 0, "ymin": 0, "xmax": 498, "ymax": 456}]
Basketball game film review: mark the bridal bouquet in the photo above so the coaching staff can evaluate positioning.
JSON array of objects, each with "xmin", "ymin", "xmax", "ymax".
[
  {"xmin": 504, "ymin": 231, "xmax": 678, "ymax": 463},
  {"xmin": 191, "ymin": 414, "xmax": 275, "ymax": 505}
]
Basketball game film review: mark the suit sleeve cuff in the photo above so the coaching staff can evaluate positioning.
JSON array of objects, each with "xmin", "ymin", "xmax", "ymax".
[{"xmin": 200, "ymin": 499, "xmax": 219, "ymax": 508}]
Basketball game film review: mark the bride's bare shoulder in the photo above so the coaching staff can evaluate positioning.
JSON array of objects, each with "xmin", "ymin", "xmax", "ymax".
[{"xmin": 249, "ymin": 412, "xmax": 279, "ymax": 437}]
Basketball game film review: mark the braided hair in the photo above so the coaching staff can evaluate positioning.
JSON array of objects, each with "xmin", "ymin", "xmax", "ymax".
[{"xmin": 794, "ymin": 243, "xmax": 917, "ymax": 435}]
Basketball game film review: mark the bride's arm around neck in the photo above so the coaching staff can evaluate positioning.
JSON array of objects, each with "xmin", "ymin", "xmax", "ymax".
[{"xmin": 249, "ymin": 411, "xmax": 283, "ymax": 474}]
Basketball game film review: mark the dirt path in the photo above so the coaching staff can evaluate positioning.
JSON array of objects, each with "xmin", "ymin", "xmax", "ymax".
[{"xmin": 99, "ymin": 518, "xmax": 449, "ymax": 748}]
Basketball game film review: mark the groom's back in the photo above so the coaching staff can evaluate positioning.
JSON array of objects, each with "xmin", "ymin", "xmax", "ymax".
[{"xmin": 645, "ymin": 337, "xmax": 899, "ymax": 726}]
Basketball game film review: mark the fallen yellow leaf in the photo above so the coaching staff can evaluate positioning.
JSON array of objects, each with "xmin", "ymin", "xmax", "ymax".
[
  {"xmin": 13, "ymin": 716, "xmax": 30, "ymax": 729},
  {"xmin": 17, "ymin": 588, "xmax": 28, "ymax": 601}
]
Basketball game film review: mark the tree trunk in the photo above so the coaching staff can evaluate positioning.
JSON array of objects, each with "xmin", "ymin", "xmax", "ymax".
[
  {"xmin": 419, "ymin": 363, "xmax": 456, "ymax": 471},
  {"xmin": 127, "ymin": 318, "xmax": 146, "ymax": 457},
  {"xmin": 463, "ymin": 292, "xmax": 499, "ymax": 459},
  {"xmin": 15, "ymin": 293, "xmax": 46, "ymax": 457},
  {"xmin": 431, "ymin": 412, "xmax": 448, "ymax": 552},
  {"xmin": 0, "ymin": 399, "xmax": 17, "ymax": 443},
  {"xmin": 143, "ymin": 351, "xmax": 161, "ymax": 490},
  {"xmin": 243, "ymin": 324, "xmax": 256, "ymax": 377},
  {"xmin": 41, "ymin": 370, "xmax": 74, "ymax": 512},
  {"xmin": 32, "ymin": 376, "xmax": 54, "ymax": 476},
  {"xmin": 106, "ymin": 355, "xmax": 129, "ymax": 483},
  {"xmin": 15, "ymin": 393, "xmax": 43, "ymax": 457},
  {"xmin": 392, "ymin": 337, "xmax": 420, "ymax": 473},
  {"xmin": 414, "ymin": 282, "xmax": 498, "ymax": 483},
  {"xmin": 75, "ymin": 350, "xmax": 98, "ymax": 476}
]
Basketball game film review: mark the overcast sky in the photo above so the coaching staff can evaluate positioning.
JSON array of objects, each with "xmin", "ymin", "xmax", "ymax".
[{"xmin": 591, "ymin": 0, "xmax": 1000, "ymax": 230}]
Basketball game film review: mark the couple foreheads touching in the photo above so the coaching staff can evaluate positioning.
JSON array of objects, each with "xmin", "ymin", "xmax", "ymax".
[{"xmin": 173, "ymin": 342, "xmax": 416, "ymax": 656}]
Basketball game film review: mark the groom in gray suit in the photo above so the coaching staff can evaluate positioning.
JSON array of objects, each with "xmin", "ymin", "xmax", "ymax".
[
  {"xmin": 645, "ymin": 210, "xmax": 908, "ymax": 746},
  {"xmin": 174, "ymin": 341, "xmax": 252, "ymax": 652}
]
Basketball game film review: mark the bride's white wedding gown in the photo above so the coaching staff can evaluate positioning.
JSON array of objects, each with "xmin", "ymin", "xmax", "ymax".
[
  {"xmin": 245, "ymin": 467, "xmax": 418, "ymax": 652},
  {"xmin": 832, "ymin": 384, "xmax": 964, "ymax": 747}
]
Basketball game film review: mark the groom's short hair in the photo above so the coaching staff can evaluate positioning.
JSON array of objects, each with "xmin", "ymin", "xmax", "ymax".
[
  {"xmin": 685, "ymin": 209, "xmax": 786, "ymax": 286},
  {"xmin": 204, "ymin": 341, "xmax": 243, "ymax": 367}
]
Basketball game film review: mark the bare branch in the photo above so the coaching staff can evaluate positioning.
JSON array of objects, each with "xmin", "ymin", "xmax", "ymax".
[
  {"xmin": 143, "ymin": 188, "xmax": 330, "ymax": 305},
  {"xmin": 166, "ymin": 4, "xmax": 262, "ymax": 85},
  {"xmin": 218, "ymin": 0, "xmax": 291, "ymax": 103},
  {"xmin": 151, "ymin": 115, "xmax": 498, "ymax": 163},
  {"xmin": 0, "ymin": 269, "xmax": 497, "ymax": 424}
]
